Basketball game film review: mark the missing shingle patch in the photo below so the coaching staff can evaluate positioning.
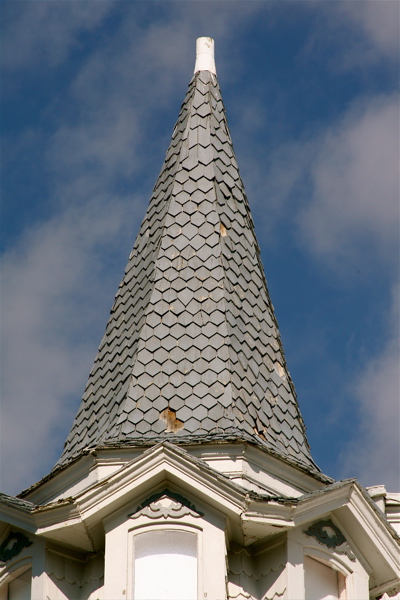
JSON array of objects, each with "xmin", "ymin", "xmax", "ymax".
[
  {"xmin": 160, "ymin": 407, "xmax": 184, "ymax": 433},
  {"xmin": 274, "ymin": 362, "xmax": 286, "ymax": 379},
  {"xmin": 220, "ymin": 222, "xmax": 227, "ymax": 237}
]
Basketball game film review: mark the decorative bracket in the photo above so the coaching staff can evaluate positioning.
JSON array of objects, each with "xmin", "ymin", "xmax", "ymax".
[
  {"xmin": 128, "ymin": 489, "xmax": 203, "ymax": 520},
  {"xmin": 304, "ymin": 519, "xmax": 356, "ymax": 561},
  {"xmin": 0, "ymin": 531, "xmax": 33, "ymax": 562}
]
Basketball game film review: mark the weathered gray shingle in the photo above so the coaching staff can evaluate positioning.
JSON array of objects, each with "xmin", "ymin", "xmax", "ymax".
[{"xmin": 57, "ymin": 69, "xmax": 319, "ymax": 473}]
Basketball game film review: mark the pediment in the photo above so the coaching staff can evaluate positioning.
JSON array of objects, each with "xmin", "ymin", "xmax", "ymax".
[{"xmin": 26, "ymin": 443, "xmax": 248, "ymax": 550}]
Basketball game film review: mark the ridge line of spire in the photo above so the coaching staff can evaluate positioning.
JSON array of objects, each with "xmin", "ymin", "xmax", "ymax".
[{"xmin": 56, "ymin": 54, "xmax": 318, "ymax": 475}]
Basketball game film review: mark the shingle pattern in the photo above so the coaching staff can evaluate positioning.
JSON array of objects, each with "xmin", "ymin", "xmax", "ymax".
[
  {"xmin": 57, "ymin": 70, "xmax": 318, "ymax": 472},
  {"xmin": 0, "ymin": 492, "xmax": 36, "ymax": 511}
]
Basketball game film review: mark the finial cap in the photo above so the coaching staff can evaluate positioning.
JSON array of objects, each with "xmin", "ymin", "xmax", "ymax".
[{"xmin": 194, "ymin": 37, "xmax": 216, "ymax": 75}]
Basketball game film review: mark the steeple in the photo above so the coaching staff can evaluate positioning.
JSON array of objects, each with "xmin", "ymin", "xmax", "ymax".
[
  {"xmin": 58, "ymin": 38, "xmax": 318, "ymax": 474},
  {"xmin": 5, "ymin": 40, "xmax": 398, "ymax": 600}
]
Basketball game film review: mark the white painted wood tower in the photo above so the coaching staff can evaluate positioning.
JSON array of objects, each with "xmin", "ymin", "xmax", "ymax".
[{"xmin": 1, "ymin": 38, "xmax": 399, "ymax": 600}]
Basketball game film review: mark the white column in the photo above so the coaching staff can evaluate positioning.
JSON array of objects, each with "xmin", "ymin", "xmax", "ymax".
[
  {"xmin": 287, "ymin": 534, "xmax": 306, "ymax": 600},
  {"xmin": 31, "ymin": 539, "xmax": 47, "ymax": 600}
]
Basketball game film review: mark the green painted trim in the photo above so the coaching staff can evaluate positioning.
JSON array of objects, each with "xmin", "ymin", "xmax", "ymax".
[
  {"xmin": 304, "ymin": 519, "xmax": 346, "ymax": 549},
  {"xmin": 0, "ymin": 531, "xmax": 33, "ymax": 562}
]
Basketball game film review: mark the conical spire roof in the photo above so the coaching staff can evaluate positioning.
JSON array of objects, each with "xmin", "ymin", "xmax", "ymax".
[{"xmin": 58, "ymin": 39, "xmax": 318, "ymax": 473}]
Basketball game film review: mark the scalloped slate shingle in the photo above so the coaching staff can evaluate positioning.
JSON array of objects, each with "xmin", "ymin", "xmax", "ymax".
[{"xmin": 57, "ymin": 69, "xmax": 318, "ymax": 472}]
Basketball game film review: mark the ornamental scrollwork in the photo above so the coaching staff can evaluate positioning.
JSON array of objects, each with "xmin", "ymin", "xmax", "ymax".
[
  {"xmin": 304, "ymin": 519, "xmax": 356, "ymax": 561},
  {"xmin": 0, "ymin": 531, "xmax": 33, "ymax": 562},
  {"xmin": 129, "ymin": 489, "xmax": 203, "ymax": 520}
]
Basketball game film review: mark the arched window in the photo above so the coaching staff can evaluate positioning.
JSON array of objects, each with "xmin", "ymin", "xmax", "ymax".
[
  {"xmin": 133, "ymin": 530, "xmax": 197, "ymax": 600},
  {"xmin": 304, "ymin": 556, "xmax": 346, "ymax": 600},
  {"xmin": 6, "ymin": 568, "xmax": 32, "ymax": 600}
]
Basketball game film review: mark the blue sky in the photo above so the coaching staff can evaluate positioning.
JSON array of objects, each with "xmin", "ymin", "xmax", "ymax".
[{"xmin": 1, "ymin": 1, "xmax": 399, "ymax": 496}]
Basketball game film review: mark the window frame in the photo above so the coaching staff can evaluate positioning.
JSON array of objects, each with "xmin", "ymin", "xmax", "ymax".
[
  {"xmin": 0, "ymin": 561, "xmax": 32, "ymax": 600},
  {"xmin": 304, "ymin": 553, "xmax": 347, "ymax": 600},
  {"xmin": 127, "ymin": 522, "xmax": 203, "ymax": 600},
  {"xmin": 286, "ymin": 514, "xmax": 371, "ymax": 600}
]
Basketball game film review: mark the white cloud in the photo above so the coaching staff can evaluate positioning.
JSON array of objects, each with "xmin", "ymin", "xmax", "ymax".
[
  {"xmin": 1, "ymin": 1, "xmax": 114, "ymax": 71},
  {"xmin": 43, "ymin": 4, "xmax": 271, "ymax": 201},
  {"xmin": 297, "ymin": 95, "xmax": 399, "ymax": 270},
  {"xmin": 338, "ymin": 286, "xmax": 400, "ymax": 490},
  {"xmin": 0, "ymin": 197, "xmax": 142, "ymax": 494},
  {"xmin": 235, "ymin": 92, "xmax": 399, "ymax": 274},
  {"xmin": 339, "ymin": 0, "xmax": 399, "ymax": 60},
  {"xmin": 301, "ymin": 1, "xmax": 399, "ymax": 73}
]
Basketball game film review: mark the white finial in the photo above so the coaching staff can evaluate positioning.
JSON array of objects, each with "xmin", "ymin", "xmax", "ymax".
[{"xmin": 194, "ymin": 37, "xmax": 216, "ymax": 75}]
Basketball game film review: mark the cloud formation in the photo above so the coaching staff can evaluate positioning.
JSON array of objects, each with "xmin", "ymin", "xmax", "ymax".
[
  {"xmin": 1, "ymin": 198, "xmax": 137, "ymax": 493},
  {"xmin": 298, "ymin": 94, "xmax": 399, "ymax": 270},
  {"xmin": 237, "ymin": 92, "xmax": 399, "ymax": 274},
  {"xmin": 1, "ymin": 2, "xmax": 113, "ymax": 71},
  {"xmin": 340, "ymin": 0, "xmax": 399, "ymax": 60},
  {"xmin": 339, "ymin": 286, "xmax": 400, "ymax": 490},
  {"xmin": 302, "ymin": 0, "xmax": 399, "ymax": 73}
]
